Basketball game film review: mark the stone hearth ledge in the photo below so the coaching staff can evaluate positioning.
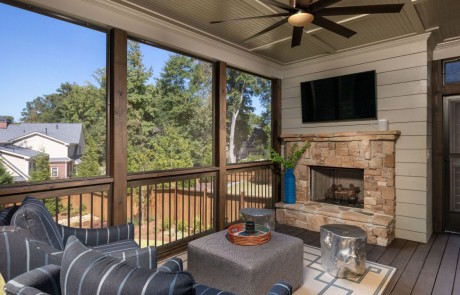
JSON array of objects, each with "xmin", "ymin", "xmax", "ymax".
[{"xmin": 275, "ymin": 202, "xmax": 395, "ymax": 246}]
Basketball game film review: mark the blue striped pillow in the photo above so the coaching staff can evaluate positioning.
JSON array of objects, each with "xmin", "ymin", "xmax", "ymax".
[
  {"xmin": 11, "ymin": 196, "xmax": 64, "ymax": 250},
  {"xmin": 0, "ymin": 206, "xmax": 18, "ymax": 226},
  {"xmin": 61, "ymin": 236, "xmax": 195, "ymax": 295}
]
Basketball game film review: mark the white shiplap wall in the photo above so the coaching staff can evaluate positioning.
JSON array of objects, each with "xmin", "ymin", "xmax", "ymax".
[{"xmin": 281, "ymin": 34, "xmax": 432, "ymax": 243}]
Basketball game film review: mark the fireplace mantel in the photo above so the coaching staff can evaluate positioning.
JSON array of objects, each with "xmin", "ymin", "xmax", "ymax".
[
  {"xmin": 275, "ymin": 130, "xmax": 400, "ymax": 246},
  {"xmin": 281, "ymin": 130, "xmax": 400, "ymax": 142}
]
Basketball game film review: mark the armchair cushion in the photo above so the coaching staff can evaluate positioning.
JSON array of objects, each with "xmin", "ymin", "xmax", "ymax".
[
  {"xmin": 56, "ymin": 223, "xmax": 135, "ymax": 246},
  {"xmin": 4, "ymin": 264, "xmax": 61, "ymax": 295},
  {"xmin": 61, "ymin": 236, "xmax": 195, "ymax": 295},
  {"xmin": 0, "ymin": 206, "xmax": 18, "ymax": 226},
  {"xmin": 11, "ymin": 196, "xmax": 63, "ymax": 250},
  {"xmin": 0, "ymin": 226, "xmax": 63, "ymax": 282}
]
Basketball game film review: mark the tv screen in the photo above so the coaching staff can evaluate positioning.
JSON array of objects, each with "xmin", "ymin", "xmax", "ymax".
[{"xmin": 300, "ymin": 70, "xmax": 377, "ymax": 123}]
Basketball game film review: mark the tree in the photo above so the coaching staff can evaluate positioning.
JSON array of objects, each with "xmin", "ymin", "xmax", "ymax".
[
  {"xmin": 226, "ymin": 68, "xmax": 271, "ymax": 163},
  {"xmin": 30, "ymin": 150, "xmax": 50, "ymax": 182},
  {"xmin": 76, "ymin": 138, "xmax": 100, "ymax": 177},
  {"xmin": 0, "ymin": 160, "xmax": 13, "ymax": 184},
  {"xmin": 29, "ymin": 150, "xmax": 61, "ymax": 214}
]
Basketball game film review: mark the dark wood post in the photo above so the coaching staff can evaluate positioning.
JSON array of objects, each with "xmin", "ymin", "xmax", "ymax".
[
  {"xmin": 215, "ymin": 61, "xmax": 227, "ymax": 230},
  {"xmin": 109, "ymin": 28, "xmax": 128, "ymax": 225},
  {"xmin": 272, "ymin": 78, "xmax": 282, "ymax": 204}
]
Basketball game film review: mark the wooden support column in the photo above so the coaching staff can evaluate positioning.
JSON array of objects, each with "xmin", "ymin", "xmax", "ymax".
[
  {"xmin": 432, "ymin": 60, "xmax": 444, "ymax": 232},
  {"xmin": 272, "ymin": 78, "xmax": 282, "ymax": 204},
  {"xmin": 215, "ymin": 61, "xmax": 227, "ymax": 231},
  {"xmin": 109, "ymin": 28, "xmax": 128, "ymax": 225}
]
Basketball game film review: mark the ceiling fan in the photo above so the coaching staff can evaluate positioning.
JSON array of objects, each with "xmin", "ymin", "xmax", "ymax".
[{"xmin": 210, "ymin": 0, "xmax": 405, "ymax": 48}]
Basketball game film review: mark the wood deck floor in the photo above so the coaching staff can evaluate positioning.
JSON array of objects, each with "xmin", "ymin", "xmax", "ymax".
[{"xmin": 276, "ymin": 223, "xmax": 460, "ymax": 295}]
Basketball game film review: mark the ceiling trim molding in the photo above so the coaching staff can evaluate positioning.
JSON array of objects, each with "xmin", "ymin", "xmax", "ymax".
[
  {"xmin": 282, "ymin": 32, "xmax": 432, "ymax": 71},
  {"xmin": 80, "ymin": 0, "xmax": 284, "ymax": 72},
  {"xmin": 433, "ymin": 38, "xmax": 460, "ymax": 60}
]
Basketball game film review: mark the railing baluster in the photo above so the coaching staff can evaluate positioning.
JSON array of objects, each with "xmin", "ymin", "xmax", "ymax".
[
  {"xmin": 182, "ymin": 179, "xmax": 185, "ymax": 239},
  {"xmin": 138, "ymin": 185, "xmax": 142, "ymax": 246},
  {"xmin": 100, "ymin": 191, "xmax": 104, "ymax": 229},
  {"xmin": 146, "ymin": 184, "xmax": 150, "ymax": 247},
  {"xmin": 162, "ymin": 182, "xmax": 165, "ymax": 245},
  {"xmin": 90, "ymin": 192, "xmax": 94, "ymax": 229},
  {"xmin": 153, "ymin": 183, "xmax": 158, "ymax": 247},
  {"xmin": 67, "ymin": 195, "xmax": 71, "ymax": 226}
]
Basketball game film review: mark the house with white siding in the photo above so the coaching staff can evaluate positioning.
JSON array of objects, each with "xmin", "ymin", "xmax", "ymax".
[{"xmin": 0, "ymin": 119, "xmax": 84, "ymax": 181}]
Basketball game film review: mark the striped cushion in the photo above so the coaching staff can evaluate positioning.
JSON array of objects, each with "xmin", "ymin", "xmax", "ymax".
[
  {"xmin": 11, "ymin": 196, "xmax": 64, "ymax": 250},
  {"xmin": 0, "ymin": 206, "xmax": 18, "ymax": 226},
  {"xmin": 61, "ymin": 236, "xmax": 195, "ymax": 295},
  {"xmin": 90, "ymin": 239, "xmax": 139, "ymax": 254},
  {"xmin": 194, "ymin": 284, "xmax": 235, "ymax": 295},
  {"xmin": 3, "ymin": 264, "xmax": 61, "ymax": 295}
]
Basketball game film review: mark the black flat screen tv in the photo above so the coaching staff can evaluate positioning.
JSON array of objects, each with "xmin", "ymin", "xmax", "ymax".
[{"xmin": 300, "ymin": 70, "xmax": 377, "ymax": 123}]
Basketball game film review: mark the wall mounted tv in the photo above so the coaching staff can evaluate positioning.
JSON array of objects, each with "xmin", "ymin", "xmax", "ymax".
[{"xmin": 300, "ymin": 70, "xmax": 377, "ymax": 123}]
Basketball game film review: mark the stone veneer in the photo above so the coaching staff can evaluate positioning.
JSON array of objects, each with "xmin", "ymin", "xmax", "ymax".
[{"xmin": 275, "ymin": 131, "xmax": 400, "ymax": 246}]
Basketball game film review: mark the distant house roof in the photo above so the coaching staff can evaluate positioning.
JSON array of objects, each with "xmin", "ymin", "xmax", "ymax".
[
  {"xmin": 0, "ymin": 123, "xmax": 83, "ymax": 144},
  {"xmin": 0, "ymin": 145, "xmax": 41, "ymax": 158}
]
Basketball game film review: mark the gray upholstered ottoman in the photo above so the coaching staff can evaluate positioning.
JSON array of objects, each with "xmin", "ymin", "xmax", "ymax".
[{"xmin": 187, "ymin": 229, "xmax": 303, "ymax": 295}]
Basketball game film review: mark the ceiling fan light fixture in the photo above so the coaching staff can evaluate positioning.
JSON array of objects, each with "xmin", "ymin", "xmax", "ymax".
[{"xmin": 288, "ymin": 12, "xmax": 314, "ymax": 27}]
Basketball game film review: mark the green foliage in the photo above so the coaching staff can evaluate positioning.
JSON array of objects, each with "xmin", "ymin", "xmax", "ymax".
[
  {"xmin": 226, "ymin": 68, "xmax": 272, "ymax": 164},
  {"xmin": 269, "ymin": 143, "xmax": 310, "ymax": 169},
  {"xmin": 76, "ymin": 138, "xmax": 101, "ymax": 177},
  {"xmin": 44, "ymin": 199, "xmax": 64, "ymax": 216},
  {"xmin": 0, "ymin": 160, "xmax": 13, "ymax": 185},
  {"xmin": 193, "ymin": 216, "xmax": 202, "ymax": 234},
  {"xmin": 30, "ymin": 150, "xmax": 50, "ymax": 182},
  {"xmin": 177, "ymin": 220, "xmax": 188, "ymax": 232},
  {"xmin": 162, "ymin": 218, "xmax": 172, "ymax": 231}
]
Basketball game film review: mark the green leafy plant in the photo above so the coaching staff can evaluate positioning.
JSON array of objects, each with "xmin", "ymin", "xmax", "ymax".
[{"xmin": 269, "ymin": 142, "xmax": 310, "ymax": 169}]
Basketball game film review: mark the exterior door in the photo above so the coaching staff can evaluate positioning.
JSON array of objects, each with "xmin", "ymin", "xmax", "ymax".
[{"xmin": 444, "ymin": 95, "xmax": 460, "ymax": 232}]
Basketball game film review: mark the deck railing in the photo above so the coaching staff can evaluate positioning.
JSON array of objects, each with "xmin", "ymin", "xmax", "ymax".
[
  {"xmin": 0, "ymin": 184, "xmax": 111, "ymax": 229},
  {"xmin": 127, "ymin": 172, "xmax": 217, "ymax": 250},
  {"xmin": 224, "ymin": 164, "xmax": 277, "ymax": 226},
  {"xmin": 0, "ymin": 164, "xmax": 279, "ymax": 255}
]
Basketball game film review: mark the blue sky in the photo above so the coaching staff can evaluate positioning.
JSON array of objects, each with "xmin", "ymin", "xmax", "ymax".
[
  {"xmin": 0, "ymin": 2, "xmax": 264, "ymax": 121},
  {"xmin": 0, "ymin": 3, "xmax": 170, "ymax": 122}
]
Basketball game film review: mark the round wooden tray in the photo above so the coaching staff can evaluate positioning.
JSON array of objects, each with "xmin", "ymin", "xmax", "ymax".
[{"xmin": 227, "ymin": 223, "xmax": 271, "ymax": 246}]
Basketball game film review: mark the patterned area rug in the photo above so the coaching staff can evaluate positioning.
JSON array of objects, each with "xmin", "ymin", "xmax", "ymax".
[
  {"xmin": 163, "ymin": 244, "xmax": 396, "ymax": 295},
  {"xmin": 295, "ymin": 245, "xmax": 396, "ymax": 295}
]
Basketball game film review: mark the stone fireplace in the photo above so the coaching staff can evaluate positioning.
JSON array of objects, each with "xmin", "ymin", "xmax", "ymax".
[{"xmin": 275, "ymin": 131, "xmax": 400, "ymax": 246}]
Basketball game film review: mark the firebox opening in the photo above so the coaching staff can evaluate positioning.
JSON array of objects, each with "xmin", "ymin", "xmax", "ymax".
[{"xmin": 311, "ymin": 166, "xmax": 364, "ymax": 208}]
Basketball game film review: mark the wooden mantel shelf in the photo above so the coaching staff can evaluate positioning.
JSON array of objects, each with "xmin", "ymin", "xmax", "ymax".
[{"xmin": 280, "ymin": 130, "xmax": 401, "ymax": 142}]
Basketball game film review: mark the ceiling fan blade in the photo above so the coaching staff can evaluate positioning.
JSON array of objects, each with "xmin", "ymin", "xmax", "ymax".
[
  {"xmin": 312, "ymin": 15, "xmax": 356, "ymax": 38},
  {"xmin": 210, "ymin": 13, "xmax": 291, "ymax": 24},
  {"xmin": 259, "ymin": 0, "xmax": 299, "ymax": 12},
  {"xmin": 243, "ymin": 18, "xmax": 289, "ymax": 42},
  {"xmin": 317, "ymin": 4, "xmax": 404, "ymax": 16},
  {"xmin": 291, "ymin": 26, "xmax": 304, "ymax": 47},
  {"xmin": 309, "ymin": 0, "xmax": 342, "ymax": 12}
]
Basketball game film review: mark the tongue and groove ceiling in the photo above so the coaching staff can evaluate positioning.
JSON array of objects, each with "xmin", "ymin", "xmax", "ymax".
[{"xmin": 111, "ymin": 0, "xmax": 460, "ymax": 65}]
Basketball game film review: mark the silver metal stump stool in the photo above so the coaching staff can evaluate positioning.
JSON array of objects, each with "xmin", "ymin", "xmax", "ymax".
[
  {"xmin": 320, "ymin": 224, "xmax": 367, "ymax": 278},
  {"xmin": 240, "ymin": 208, "xmax": 275, "ymax": 231}
]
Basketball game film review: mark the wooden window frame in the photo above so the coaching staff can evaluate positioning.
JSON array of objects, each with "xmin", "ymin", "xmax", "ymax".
[{"xmin": 0, "ymin": 3, "xmax": 283, "ymax": 231}]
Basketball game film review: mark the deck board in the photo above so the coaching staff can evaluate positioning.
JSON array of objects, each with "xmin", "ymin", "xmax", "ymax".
[
  {"xmin": 382, "ymin": 240, "xmax": 418, "ymax": 295},
  {"xmin": 432, "ymin": 234, "xmax": 460, "ymax": 295},
  {"xmin": 275, "ymin": 224, "xmax": 460, "ymax": 295},
  {"xmin": 390, "ymin": 234, "xmax": 435, "ymax": 295},
  {"xmin": 411, "ymin": 234, "xmax": 449, "ymax": 295}
]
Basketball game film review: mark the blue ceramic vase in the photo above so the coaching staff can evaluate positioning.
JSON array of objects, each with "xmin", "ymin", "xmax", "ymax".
[{"xmin": 284, "ymin": 168, "xmax": 296, "ymax": 204}]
